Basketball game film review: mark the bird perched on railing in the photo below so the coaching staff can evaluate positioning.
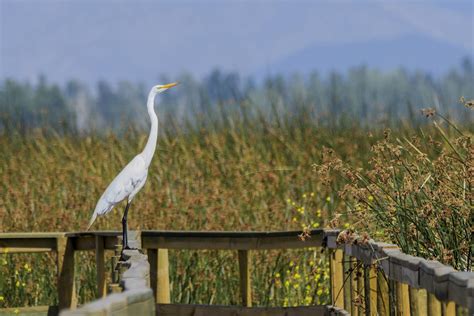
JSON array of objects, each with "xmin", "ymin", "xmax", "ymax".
[{"xmin": 87, "ymin": 83, "xmax": 178, "ymax": 254}]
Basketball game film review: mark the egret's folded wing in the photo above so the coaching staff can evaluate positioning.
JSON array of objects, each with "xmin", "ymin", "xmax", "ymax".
[{"xmin": 87, "ymin": 155, "xmax": 147, "ymax": 230}]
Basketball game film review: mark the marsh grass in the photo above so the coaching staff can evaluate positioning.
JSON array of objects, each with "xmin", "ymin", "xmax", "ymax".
[
  {"xmin": 0, "ymin": 106, "xmax": 472, "ymax": 306},
  {"xmin": 316, "ymin": 105, "xmax": 473, "ymax": 271}
]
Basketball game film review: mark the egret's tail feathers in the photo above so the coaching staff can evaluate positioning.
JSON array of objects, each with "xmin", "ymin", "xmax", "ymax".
[{"xmin": 87, "ymin": 213, "xmax": 97, "ymax": 231}]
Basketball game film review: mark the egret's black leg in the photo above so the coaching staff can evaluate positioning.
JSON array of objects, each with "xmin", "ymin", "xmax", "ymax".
[{"xmin": 122, "ymin": 201, "xmax": 131, "ymax": 250}]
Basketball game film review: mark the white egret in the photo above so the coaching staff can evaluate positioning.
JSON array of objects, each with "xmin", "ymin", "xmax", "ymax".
[{"xmin": 87, "ymin": 82, "xmax": 178, "ymax": 251}]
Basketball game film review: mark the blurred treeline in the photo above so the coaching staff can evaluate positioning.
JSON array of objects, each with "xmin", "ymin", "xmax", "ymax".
[{"xmin": 0, "ymin": 58, "xmax": 472, "ymax": 134}]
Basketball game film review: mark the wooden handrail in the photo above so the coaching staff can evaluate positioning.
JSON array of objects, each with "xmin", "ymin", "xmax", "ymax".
[{"xmin": 1, "ymin": 230, "xmax": 472, "ymax": 314}]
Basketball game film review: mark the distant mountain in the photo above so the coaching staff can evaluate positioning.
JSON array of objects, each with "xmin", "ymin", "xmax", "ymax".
[{"xmin": 259, "ymin": 35, "xmax": 473, "ymax": 77}]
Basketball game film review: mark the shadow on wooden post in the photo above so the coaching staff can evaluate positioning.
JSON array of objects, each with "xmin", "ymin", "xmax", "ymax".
[
  {"xmin": 149, "ymin": 248, "xmax": 171, "ymax": 304},
  {"xmin": 376, "ymin": 269, "xmax": 389, "ymax": 316},
  {"xmin": 95, "ymin": 235, "xmax": 107, "ymax": 298},
  {"xmin": 238, "ymin": 250, "xmax": 252, "ymax": 307},
  {"xmin": 57, "ymin": 236, "xmax": 77, "ymax": 310},
  {"xmin": 330, "ymin": 249, "xmax": 344, "ymax": 309}
]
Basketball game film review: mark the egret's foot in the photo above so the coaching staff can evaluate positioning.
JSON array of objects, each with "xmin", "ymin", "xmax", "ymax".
[
  {"xmin": 119, "ymin": 252, "xmax": 130, "ymax": 262},
  {"xmin": 123, "ymin": 246, "xmax": 140, "ymax": 251}
]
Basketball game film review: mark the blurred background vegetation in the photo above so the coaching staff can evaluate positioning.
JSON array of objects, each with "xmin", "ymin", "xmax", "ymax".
[{"xmin": 1, "ymin": 58, "xmax": 472, "ymax": 135}]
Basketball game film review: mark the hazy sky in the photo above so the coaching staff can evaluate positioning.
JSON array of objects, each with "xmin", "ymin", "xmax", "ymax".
[{"xmin": 0, "ymin": 0, "xmax": 473, "ymax": 84}]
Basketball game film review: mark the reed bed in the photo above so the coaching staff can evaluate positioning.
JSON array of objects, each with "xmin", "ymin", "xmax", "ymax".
[{"xmin": 0, "ymin": 106, "xmax": 472, "ymax": 307}]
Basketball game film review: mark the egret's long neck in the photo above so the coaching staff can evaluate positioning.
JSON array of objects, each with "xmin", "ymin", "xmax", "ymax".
[{"xmin": 142, "ymin": 90, "xmax": 158, "ymax": 167}]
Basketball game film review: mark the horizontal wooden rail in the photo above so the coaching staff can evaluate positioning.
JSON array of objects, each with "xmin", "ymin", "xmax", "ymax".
[
  {"xmin": 141, "ymin": 229, "xmax": 333, "ymax": 250},
  {"xmin": 156, "ymin": 304, "xmax": 349, "ymax": 315}
]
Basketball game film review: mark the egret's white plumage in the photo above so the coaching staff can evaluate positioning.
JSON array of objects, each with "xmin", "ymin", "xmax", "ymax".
[{"xmin": 87, "ymin": 83, "xmax": 177, "ymax": 235}]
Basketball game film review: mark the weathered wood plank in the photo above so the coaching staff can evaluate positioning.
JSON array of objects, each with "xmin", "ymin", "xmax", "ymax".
[
  {"xmin": 95, "ymin": 236, "xmax": 106, "ymax": 298},
  {"xmin": 443, "ymin": 301, "xmax": 456, "ymax": 316},
  {"xmin": 428, "ymin": 292, "xmax": 442, "ymax": 315},
  {"xmin": 409, "ymin": 287, "xmax": 427, "ymax": 316},
  {"xmin": 57, "ymin": 237, "xmax": 77, "ymax": 310},
  {"xmin": 330, "ymin": 249, "xmax": 344, "ymax": 309},
  {"xmin": 368, "ymin": 265, "xmax": 377, "ymax": 316},
  {"xmin": 0, "ymin": 238, "xmax": 57, "ymax": 252},
  {"xmin": 376, "ymin": 269, "xmax": 389, "ymax": 316},
  {"xmin": 142, "ymin": 230, "xmax": 324, "ymax": 250},
  {"xmin": 396, "ymin": 282, "xmax": 410, "ymax": 315},
  {"xmin": 343, "ymin": 255, "xmax": 352, "ymax": 312},
  {"xmin": 350, "ymin": 257, "xmax": 359, "ymax": 316},
  {"xmin": 356, "ymin": 260, "xmax": 364, "ymax": 315},
  {"xmin": 157, "ymin": 249, "xmax": 170, "ymax": 304},
  {"xmin": 238, "ymin": 250, "xmax": 252, "ymax": 307},
  {"xmin": 0, "ymin": 305, "xmax": 58, "ymax": 315},
  {"xmin": 148, "ymin": 248, "xmax": 158, "ymax": 301},
  {"xmin": 156, "ymin": 304, "xmax": 340, "ymax": 316}
]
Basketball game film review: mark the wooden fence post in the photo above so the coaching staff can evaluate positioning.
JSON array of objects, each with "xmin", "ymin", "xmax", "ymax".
[
  {"xmin": 95, "ymin": 235, "xmax": 107, "ymax": 298},
  {"xmin": 396, "ymin": 282, "xmax": 410, "ymax": 315},
  {"xmin": 377, "ymin": 269, "xmax": 389, "ymax": 316},
  {"xmin": 409, "ymin": 288, "xmax": 427, "ymax": 316},
  {"xmin": 366, "ymin": 265, "xmax": 377, "ymax": 316},
  {"xmin": 330, "ymin": 249, "xmax": 344, "ymax": 308},
  {"xmin": 57, "ymin": 236, "xmax": 77, "ymax": 310},
  {"xmin": 357, "ymin": 260, "xmax": 364, "ymax": 315},
  {"xmin": 238, "ymin": 250, "xmax": 252, "ymax": 307},
  {"xmin": 148, "ymin": 248, "xmax": 158, "ymax": 299},
  {"xmin": 428, "ymin": 293, "xmax": 441, "ymax": 315},
  {"xmin": 350, "ymin": 257, "xmax": 359, "ymax": 316},
  {"xmin": 443, "ymin": 301, "xmax": 456, "ymax": 316},
  {"xmin": 343, "ymin": 255, "xmax": 352, "ymax": 311},
  {"xmin": 149, "ymin": 248, "xmax": 171, "ymax": 304}
]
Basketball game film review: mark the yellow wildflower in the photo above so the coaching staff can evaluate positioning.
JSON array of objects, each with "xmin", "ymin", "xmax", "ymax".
[
  {"xmin": 344, "ymin": 223, "xmax": 350, "ymax": 229},
  {"xmin": 292, "ymin": 217, "xmax": 297, "ymax": 222},
  {"xmin": 302, "ymin": 193, "xmax": 307, "ymax": 198},
  {"xmin": 0, "ymin": 296, "xmax": 4, "ymax": 301},
  {"xmin": 293, "ymin": 284, "xmax": 299, "ymax": 289},
  {"xmin": 24, "ymin": 263, "xmax": 29, "ymax": 270},
  {"xmin": 275, "ymin": 273, "xmax": 280, "ymax": 278},
  {"xmin": 326, "ymin": 196, "xmax": 331, "ymax": 202},
  {"xmin": 368, "ymin": 195, "xmax": 374, "ymax": 202},
  {"xmin": 284, "ymin": 280, "xmax": 290, "ymax": 287},
  {"xmin": 309, "ymin": 260, "xmax": 314, "ymax": 266},
  {"xmin": 310, "ymin": 192, "xmax": 315, "ymax": 197},
  {"xmin": 289, "ymin": 261, "xmax": 294, "ymax": 267},
  {"xmin": 312, "ymin": 222, "xmax": 320, "ymax": 228},
  {"xmin": 15, "ymin": 281, "xmax": 20, "ymax": 287},
  {"xmin": 317, "ymin": 288, "xmax": 323, "ymax": 296},
  {"xmin": 294, "ymin": 273, "xmax": 301, "ymax": 279}
]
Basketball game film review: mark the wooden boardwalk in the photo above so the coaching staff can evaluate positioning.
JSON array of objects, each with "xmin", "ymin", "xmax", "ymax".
[{"xmin": 0, "ymin": 229, "xmax": 472, "ymax": 315}]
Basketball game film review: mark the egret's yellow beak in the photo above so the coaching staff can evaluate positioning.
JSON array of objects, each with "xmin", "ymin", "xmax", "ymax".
[{"xmin": 161, "ymin": 82, "xmax": 179, "ymax": 89}]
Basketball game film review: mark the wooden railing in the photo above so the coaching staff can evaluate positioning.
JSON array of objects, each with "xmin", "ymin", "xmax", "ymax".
[
  {"xmin": 1, "ymin": 229, "xmax": 473, "ymax": 315},
  {"xmin": 324, "ymin": 231, "xmax": 474, "ymax": 315}
]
